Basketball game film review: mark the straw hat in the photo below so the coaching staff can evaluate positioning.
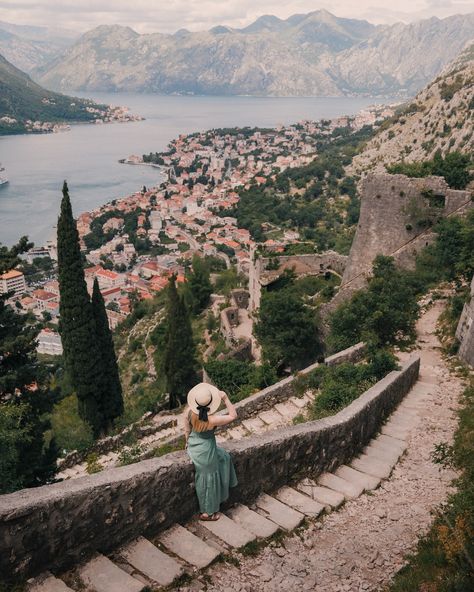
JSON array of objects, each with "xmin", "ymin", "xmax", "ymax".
[{"xmin": 187, "ymin": 382, "xmax": 221, "ymax": 419}]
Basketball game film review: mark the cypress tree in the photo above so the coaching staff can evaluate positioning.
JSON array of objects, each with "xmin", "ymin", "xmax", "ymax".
[
  {"xmin": 57, "ymin": 181, "xmax": 105, "ymax": 437},
  {"xmin": 91, "ymin": 278, "xmax": 124, "ymax": 427},
  {"xmin": 186, "ymin": 255, "xmax": 212, "ymax": 314},
  {"xmin": 163, "ymin": 275, "xmax": 198, "ymax": 408}
]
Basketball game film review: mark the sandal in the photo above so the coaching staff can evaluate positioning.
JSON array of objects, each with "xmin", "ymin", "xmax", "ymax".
[{"xmin": 199, "ymin": 512, "xmax": 220, "ymax": 521}]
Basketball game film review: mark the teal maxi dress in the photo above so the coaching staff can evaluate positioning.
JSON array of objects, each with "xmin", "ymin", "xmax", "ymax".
[{"xmin": 187, "ymin": 421, "xmax": 238, "ymax": 515}]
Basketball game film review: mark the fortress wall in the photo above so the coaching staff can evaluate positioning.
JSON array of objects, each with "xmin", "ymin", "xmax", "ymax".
[
  {"xmin": 456, "ymin": 275, "xmax": 474, "ymax": 367},
  {"xmin": 0, "ymin": 354, "xmax": 419, "ymax": 580},
  {"xmin": 329, "ymin": 173, "xmax": 473, "ymax": 306}
]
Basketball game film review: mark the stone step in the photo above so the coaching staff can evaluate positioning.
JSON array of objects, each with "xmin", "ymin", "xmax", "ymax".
[
  {"xmin": 28, "ymin": 573, "xmax": 75, "ymax": 592},
  {"xmin": 317, "ymin": 472, "xmax": 364, "ymax": 500},
  {"xmin": 417, "ymin": 375, "xmax": 438, "ymax": 385},
  {"xmin": 381, "ymin": 424, "xmax": 411, "ymax": 440},
  {"xmin": 228, "ymin": 504, "xmax": 280, "ymax": 538},
  {"xmin": 386, "ymin": 415, "xmax": 418, "ymax": 429},
  {"xmin": 226, "ymin": 425, "xmax": 249, "ymax": 439},
  {"xmin": 289, "ymin": 396, "xmax": 307, "ymax": 409},
  {"xmin": 370, "ymin": 434, "xmax": 406, "ymax": 454},
  {"xmin": 334, "ymin": 465, "xmax": 380, "ymax": 491},
  {"xmin": 199, "ymin": 513, "xmax": 255, "ymax": 548},
  {"xmin": 411, "ymin": 382, "xmax": 434, "ymax": 393},
  {"xmin": 119, "ymin": 536, "xmax": 183, "ymax": 587},
  {"xmin": 376, "ymin": 433, "xmax": 406, "ymax": 449},
  {"xmin": 259, "ymin": 409, "xmax": 285, "ymax": 426},
  {"xmin": 255, "ymin": 493, "xmax": 305, "ymax": 530},
  {"xmin": 78, "ymin": 554, "xmax": 145, "ymax": 592},
  {"xmin": 274, "ymin": 401, "xmax": 300, "ymax": 418},
  {"xmin": 296, "ymin": 478, "xmax": 345, "ymax": 510},
  {"xmin": 351, "ymin": 454, "xmax": 394, "ymax": 480},
  {"xmin": 274, "ymin": 486, "xmax": 325, "ymax": 517},
  {"xmin": 364, "ymin": 442, "xmax": 403, "ymax": 465},
  {"xmin": 242, "ymin": 417, "xmax": 265, "ymax": 432},
  {"xmin": 159, "ymin": 524, "xmax": 220, "ymax": 569},
  {"xmin": 398, "ymin": 399, "xmax": 425, "ymax": 410}
]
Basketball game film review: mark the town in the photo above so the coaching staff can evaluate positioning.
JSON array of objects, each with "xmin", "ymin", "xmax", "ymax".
[{"xmin": 0, "ymin": 103, "xmax": 395, "ymax": 355}]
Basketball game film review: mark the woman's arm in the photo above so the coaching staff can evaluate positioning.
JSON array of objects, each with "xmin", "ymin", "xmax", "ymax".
[
  {"xmin": 183, "ymin": 406, "xmax": 191, "ymax": 445},
  {"xmin": 208, "ymin": 391, "xmax": 237, "ymax": 428}
]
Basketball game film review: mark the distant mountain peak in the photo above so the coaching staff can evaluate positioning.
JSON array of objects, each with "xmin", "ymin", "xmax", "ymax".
[
  {"xmin": 31, "ymin": 10, "xmax": 474, "ymax": 98},
  {"xmin": 209, "ymin": 25, "xmax": 234, "ymax": 35}
]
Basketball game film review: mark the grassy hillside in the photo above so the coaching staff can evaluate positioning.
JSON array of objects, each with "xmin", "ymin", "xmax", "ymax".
[{"xmin": 0, "ymin": 52, "xmax": 108, "ymax": 135}]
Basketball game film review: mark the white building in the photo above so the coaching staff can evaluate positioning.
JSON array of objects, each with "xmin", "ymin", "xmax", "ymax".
[
  {"xmin": 0, "ymin": 270, "xmax": 26, "ymax": 298},
  {"xmin": 149, "ymin": 211, "xmax": 163, "ymax": 231},
  {"xmin": 37, "ymin": 329, "xmax": 63, "ymax": 356}
]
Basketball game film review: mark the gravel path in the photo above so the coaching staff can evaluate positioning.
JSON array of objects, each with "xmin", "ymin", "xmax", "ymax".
[{"xmin": 184, "ymin": 301, "xmax": 462, "ymax": 592}]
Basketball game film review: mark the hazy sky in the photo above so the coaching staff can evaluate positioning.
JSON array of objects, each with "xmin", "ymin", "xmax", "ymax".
[{"xmin": 1, "ymin": 0, "xmax": 473, "ymax": 34}]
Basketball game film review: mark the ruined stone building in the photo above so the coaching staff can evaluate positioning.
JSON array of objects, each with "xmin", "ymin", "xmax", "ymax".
[{"xmin": 248, "ymin": 247, "xmax": 348, "ymax": 311}]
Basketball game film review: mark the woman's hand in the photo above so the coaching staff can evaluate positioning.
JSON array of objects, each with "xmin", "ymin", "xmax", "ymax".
[{"xmin": 219, "ymin": 390, "xmax": 228, "ymax": 401}]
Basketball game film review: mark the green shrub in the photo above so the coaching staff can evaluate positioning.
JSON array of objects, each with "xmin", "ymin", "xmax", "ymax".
[
  {"xmin": 85, "ymin": 452, "xmax": 103, "ymax": 474},
  {"xmin": 308, "ymin": 349, "xmax": 398, "ymax": 419},
  {"xmin": 51, "ymin": 394, "xmax": 94, "ymax": 454}
]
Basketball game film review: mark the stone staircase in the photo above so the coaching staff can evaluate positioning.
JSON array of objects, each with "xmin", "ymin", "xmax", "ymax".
[
  {"xmin": 27, "ymin": 379, "xmax": 433, "ymax": 592},
  {"xmin": 57, "ymin": 392, "xmax": 315, "ymax": 479}
]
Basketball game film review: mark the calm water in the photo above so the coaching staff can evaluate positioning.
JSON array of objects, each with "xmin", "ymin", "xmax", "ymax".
[{"xmin": 0, "ymin": 93, "xmax": 390, "ymax": 246}]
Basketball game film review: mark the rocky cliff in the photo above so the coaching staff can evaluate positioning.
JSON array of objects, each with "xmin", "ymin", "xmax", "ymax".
[
  {"xmin": 33, "ymin": 11, "xmax": 474, "ymax": 97},
  {"xmin": 350, "ymin": 41, "xmax": 474, "ymax": 174}
]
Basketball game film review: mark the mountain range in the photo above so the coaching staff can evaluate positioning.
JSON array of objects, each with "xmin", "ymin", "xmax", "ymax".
[
  {"xmin": 28, "ymin": 10, "xmax": 474, "ymax": 97},
  {"xmin": 0, "ymin": 21, "xmax": 78, "ymax": 73}
]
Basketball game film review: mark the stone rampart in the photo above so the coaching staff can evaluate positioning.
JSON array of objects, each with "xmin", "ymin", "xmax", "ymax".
[
  {"xmin": 456, "ymin": 275, "xmax": 474, "ymax": 367},
  {"xmin": 0, "ymin": 353, "xmax": 418, "ymax": 581},
  {"xmin": 335, "ymin": 173, "xmax": 473, "ymax": 302}
]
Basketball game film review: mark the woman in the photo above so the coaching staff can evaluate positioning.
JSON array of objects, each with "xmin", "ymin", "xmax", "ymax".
[{"xmin": 184, "ymin": 382, "xmax": 238, "ymax": 521}]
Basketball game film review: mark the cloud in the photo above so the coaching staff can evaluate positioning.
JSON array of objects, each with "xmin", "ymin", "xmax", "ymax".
[{"xmin": 0, "ymin": 0, "xmax": 472, "ymax": 34}]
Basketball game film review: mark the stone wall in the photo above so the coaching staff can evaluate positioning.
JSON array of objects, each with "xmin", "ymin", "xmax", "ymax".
[
  {"xmin": 220, "ymin": 306, "xmax": 239, "ymax": 346},
  {"xmin": 216, "ymin": 338, "xmax": 253, "ymax": 363},
  {"xmin": 230, "ymin": 289, "xmax": 250, "ymax": 309},
  {"xmin": 0, "ymin": 356, "xmax": 419, "ymax": 580},
  {"xmin": 456, "ymin": 275, "xmax": 474, "ymax": 367},
  {"xmin": 333, "ymin": 173, "xmax": 473, "ymax": 305}
]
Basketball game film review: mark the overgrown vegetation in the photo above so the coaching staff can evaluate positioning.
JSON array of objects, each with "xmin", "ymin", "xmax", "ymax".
[
  {"xmin": 204, "ymin": 359, "xmax": 277, "ymax": 402},
  {"xmin": 294, "ymin": 349, "xmax": 398, "ymax": 420},
  {"xmin": 387, "ymin": 150, "xmax": 473, "ymax": 190},
  {"xmin": 328, "ymin": 256, "xmax": 420, "ymax": 352},
  {"xmin": 0, "ymin": 238, "xmax": 59, "ymax": 493},
  {"xmin": 254, "ymin": 271, "xmax": 324, "ymax": 373}
]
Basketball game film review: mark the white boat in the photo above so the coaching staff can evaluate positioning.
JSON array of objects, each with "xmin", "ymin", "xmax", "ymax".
[{"xmin": 0, "ymin": 163, "xmax": 8, "ymax": 186}]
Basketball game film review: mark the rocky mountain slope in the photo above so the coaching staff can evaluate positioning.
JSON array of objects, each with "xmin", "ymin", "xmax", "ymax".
[
  {"xmin": 0, "ymin": 21, "xmax": 77, "ymax": 72},
  {"xmin": 0, "ymin": 52, "xmax": 110, "ymax": 134},
  {"xmin": 350, "ymin": 41, "xmax": 474, "ymax": 175},
  {"xmin": 33, "ymin": 10, "xmax": 474, "ymax": 97}
]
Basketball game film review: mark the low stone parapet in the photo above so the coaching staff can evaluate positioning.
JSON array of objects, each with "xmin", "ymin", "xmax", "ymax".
[{"xmin": 0, "ymin": 355, "xmax": 419, "ymax": 580}]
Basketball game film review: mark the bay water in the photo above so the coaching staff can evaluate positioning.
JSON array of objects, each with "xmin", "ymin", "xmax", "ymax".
[{"xmin": 0, "ymin": 93, "xmax": 392, "ymax": 246}]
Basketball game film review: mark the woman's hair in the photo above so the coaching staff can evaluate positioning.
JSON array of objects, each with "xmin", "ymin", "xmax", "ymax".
[{"xmin": 189, "ymin": 410, "xmax": 211, "ymax": 432}]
